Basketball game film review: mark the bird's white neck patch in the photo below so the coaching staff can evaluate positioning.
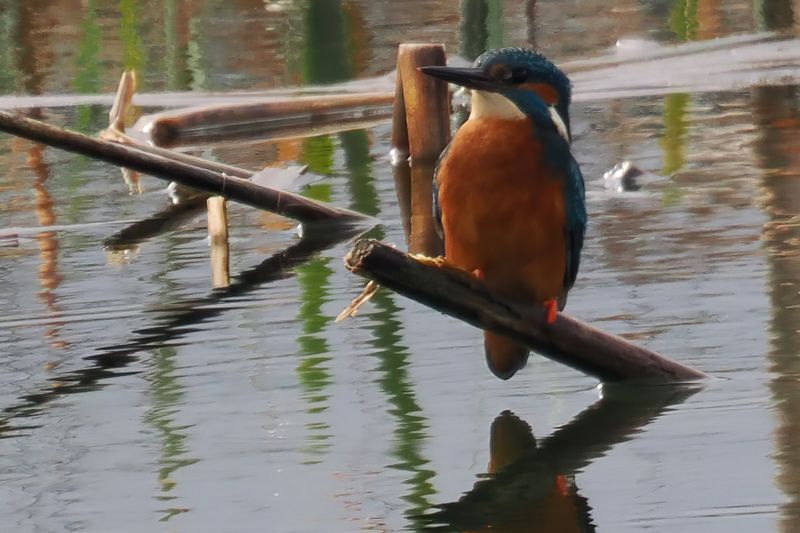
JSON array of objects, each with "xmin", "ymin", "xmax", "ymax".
[
  {"xmin": 468, "ymin": 90, "xmax": 571, "ymax": 143},
  {"xmin": 548, "ymin": 106, "xmax": 570, "ymax": 142},
  {"xmin": 469, "ymin": 90, "xmax": 526, "ymax": 120}
]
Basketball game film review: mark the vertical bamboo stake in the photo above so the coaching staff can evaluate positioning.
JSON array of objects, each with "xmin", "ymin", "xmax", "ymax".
[
  {"xmin": 207, "ymin": 196, "xmax": 230, "ymax": 289},
  {"xmin": 106, "ymin": 71, "xmax": 141, "ymax": 194},
  {"xmin": 394, "ymin": 44, "xmax": 450, "ymax": 256},
  {"xmin": 396, "ymin": 43, "xmax": 451, "ymax": 163}
]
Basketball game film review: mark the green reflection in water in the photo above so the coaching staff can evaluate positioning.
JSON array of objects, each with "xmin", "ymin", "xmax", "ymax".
[
  {"xmin": 164, "ymin": 0, "xmax": 191, "ymax": 91},
  {"xmin": 0, "ymin": 3, "xmax": 20, "ymax": 93},
  {"xmin": 460, "ymin": 0, "xmax": 505, "ymax": 62},
  {"xmin": 660, "ymin": 92, "xmax": 689, "ymax": 177},
  {"xmin": 668, "ymin": 0, "xmax": 698, "ymax": 41},
  {"xmin": 339, "ymin": 130, "xmax": 379, "ymax": 217},
  {"xmin": 120, "ymin": 0, "xmax": 144, "ymax": 73},
  {"xmin": 74, "ymin": 0, "xmax": 103, "ymax": 132},
  {"xmin": 370, "ymin": 288, "xmax": 436, "ymax": 528},
  {"xmin": 142, "ymin": 346, "xmax": 198, "ymax": 522},
  {"xmin": 295, "ymin": 255, "xmax": 335, "ymax": 462},
  {"xmin": 295, "ymin": 170, "xmax": 334, "ymax": 462},
  {"xmin": 302, "ymin": 135, "xmax": 336, "ymax": 176},
  {"xmin": 338, "ymin": 99, "xmax": 436, "ymax": 525},
  {"xmin": 292, "ymin": 0, "xmax": 359, "ymax": 463},
  {"xmin": 186, "ymin": 15, "xmax": 208, "ymax": 91},
  {"xmin": 659, "ymin": 0, "xmax": 698, "ymax": 203},
  {"xmin": 303, "ymin": 0, "xmax": 353, "ymax": 84}
]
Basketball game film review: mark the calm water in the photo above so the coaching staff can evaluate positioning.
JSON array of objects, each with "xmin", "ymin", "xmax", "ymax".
[{"xmin": 2, "ymin": 1, "xmax": 800, "ymax": 532}]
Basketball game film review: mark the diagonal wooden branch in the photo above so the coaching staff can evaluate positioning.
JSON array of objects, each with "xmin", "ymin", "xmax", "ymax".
[
  {"xmin": 344, "ymin": 239, "xmax": 707, "ymax": 382},
  {"xmin": 0, "ymin": 111, "xmax": 373, "ymax": 227}
]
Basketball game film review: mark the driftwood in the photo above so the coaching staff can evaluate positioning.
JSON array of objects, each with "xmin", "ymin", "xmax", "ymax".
[
  {"xmin": 139, "ymin": 92, "xmax": 393, "ymax": 147},
  {"xmin": 0, "ymin": 111, "xmax": 372, "ymax": 227},
  {"xmin": 344, "ymin": 239, "xmax": 707, "ymax": 382}
]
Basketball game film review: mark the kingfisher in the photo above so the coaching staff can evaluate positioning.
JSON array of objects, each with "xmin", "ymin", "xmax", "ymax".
[{"xmin": 420, "ymin": 48, "xmax": 586, "ymax": 380}]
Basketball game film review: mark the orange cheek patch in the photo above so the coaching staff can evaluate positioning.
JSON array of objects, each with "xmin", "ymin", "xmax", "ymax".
[{"xmin": 521, "ymin": 82, "xmax": 560, "ymax": 105}]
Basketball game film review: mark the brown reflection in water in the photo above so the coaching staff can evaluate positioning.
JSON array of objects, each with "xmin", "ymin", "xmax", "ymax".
[
  {"xmin": 752, "ymin": 82, "xmax": 800, "ymax": 532},
  {"xmin": 696, "ymin": 0, "xmax": 722, "ymax": 39},
  {"xmin": 421, "ymin": 385, "xmax": 697, "ymax": 532},
  {"xmin": 752, "ymin": 3, "xmax": 800, "ymax": 530},
  {"xmin": 27, "ymin": 141, "xmax": 68, "ymax": 355}
]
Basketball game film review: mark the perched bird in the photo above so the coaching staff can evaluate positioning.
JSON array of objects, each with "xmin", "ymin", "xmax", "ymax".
[{"xmin": 420, "ymin": 48, "xmax": 586, "ymax": 380}]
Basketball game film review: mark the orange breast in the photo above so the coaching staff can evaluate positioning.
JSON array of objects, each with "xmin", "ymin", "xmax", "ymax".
[{"xmin": 437, "ymin": 117, "xmax": 567, "ymax": 303}]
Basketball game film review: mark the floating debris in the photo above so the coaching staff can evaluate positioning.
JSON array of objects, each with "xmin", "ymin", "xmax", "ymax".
[{"xmin": 603, "ymin": 161, "xmax": 644, "ymax": 193}]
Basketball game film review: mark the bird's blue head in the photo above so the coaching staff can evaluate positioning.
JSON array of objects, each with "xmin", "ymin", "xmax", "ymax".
[{"xmin": 420, "ymin": 47, "xmax": 573, "ymax": 140}]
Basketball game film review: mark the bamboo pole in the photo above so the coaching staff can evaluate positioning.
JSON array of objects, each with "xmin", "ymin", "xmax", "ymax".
[
  {"xmin": 142, "ymin": 92, "xmax": 394, "ymax": 147},
  {"xmin": 0, "ymin": 111, "xmax": 372, "ymax": 226},
  {"xmin": 393, "ymin": 43, "xmax": 449, "ymax": 256},
  {"xmin": 396, "ymin": 43, "xmax": 451, "ymax": 164},
  {"xmin": 207, "ymin": 196, "xmax": 230, "ymax": 289},
  {"xmin": 344, "ymin": 239, "xmax": 707, "ymax": 382}
]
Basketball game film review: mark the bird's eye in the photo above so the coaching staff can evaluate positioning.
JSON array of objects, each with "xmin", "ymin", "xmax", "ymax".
[{"xmin": 510, "ymin": 68, "xmax": 529, "ymax": 83}]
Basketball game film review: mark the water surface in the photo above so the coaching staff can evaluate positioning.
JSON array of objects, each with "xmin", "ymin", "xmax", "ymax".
[{"xmin": 1, "ymin": 1, "xmax": 800, "ymax": 532}]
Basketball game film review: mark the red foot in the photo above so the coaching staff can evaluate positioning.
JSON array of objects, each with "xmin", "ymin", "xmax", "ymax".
[
  {"xmin": 555, "ymin": 474, "xmax": 570, "ymax": 496},
  {"xmin": 471, "ymin": 268, "xmax": 485, "ymax": 281},
  {"xmin": 544, "ymin": 299, "xmax": 558, "ymax": 324}
]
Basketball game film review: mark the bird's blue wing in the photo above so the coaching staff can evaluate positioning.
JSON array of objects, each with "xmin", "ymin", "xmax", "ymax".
[
  {"xmin": 563, "ymin": 155, "xmax": 586, "ymax": 292},
  {"xmin": 432, "ymin": 143, "xmax": 451, "ymax": 243}
]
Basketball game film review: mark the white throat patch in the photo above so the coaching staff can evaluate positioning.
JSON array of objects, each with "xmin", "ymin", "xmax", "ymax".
[
  {"xmin": 469, "ymin": 90, "xmax": 571, "ymax": 143},
  {"xmin": 469, "ymin": 90, "xmax": 526, "ymax": 120}
]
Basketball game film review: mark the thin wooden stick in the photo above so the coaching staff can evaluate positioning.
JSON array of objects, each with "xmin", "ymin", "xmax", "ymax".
[
  {"xmin": 0, "ymin": 111, "xmax": 372, "ymax": 226},
  {"xmin": 344, "ymin": 239, "xmax": 707, "ymax": 382},
  {"xmin": 108, "ymin": 71, "xmax": 137, "ymax": 133},
  {"xmin": 207, "ymin": 196, "xmax": 230, "ymax": 289}
]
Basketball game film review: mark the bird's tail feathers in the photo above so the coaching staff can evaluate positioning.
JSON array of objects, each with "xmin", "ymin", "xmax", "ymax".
[{"xmin": 484, "ymin": 331, "xmax": 529, "ymax": 380}]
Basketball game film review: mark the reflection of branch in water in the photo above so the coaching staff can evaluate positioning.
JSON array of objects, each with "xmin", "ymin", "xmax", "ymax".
[
  {"xmin": 0, "ymin": 227, "xmax": 363, "ymax": 437},
  {"xmin": 102, "ymin": 198, "xmax": 207, "ymax": 252},
  {"xmin": 419, "ymin": 384, "xmax": 699, "ymax": 532}
]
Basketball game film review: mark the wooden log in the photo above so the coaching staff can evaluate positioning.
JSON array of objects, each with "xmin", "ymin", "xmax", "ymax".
[
  {"xmin": 142, "ymin": 92, "xmax": 393, "ymax": 147},
  {"xmin": 344, "ymin": 239, "xmax": 707, "ymax": 382},
  {"xmin": 0, "ymin": 111, "xmax": 372, "ymax": 226},
  {"xmin": 207, "ymin": 196, "xmax": 230, "ymax": 289}
]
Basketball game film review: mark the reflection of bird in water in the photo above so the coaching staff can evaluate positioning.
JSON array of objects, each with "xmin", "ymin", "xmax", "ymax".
[
  {"xmin": 483, "ymin": 411, "xmax": 595, "ymax": 533},
  {"xmin": 421, "ymin": 48, "xmax": 586, "ymax": 379},
  {"xmin": 419, "ymin": 385, "xmax": 698, "ymax": 533},
  {"xmin": 421, "ymin": 410, "xmax": 596, "ymax": 533}
]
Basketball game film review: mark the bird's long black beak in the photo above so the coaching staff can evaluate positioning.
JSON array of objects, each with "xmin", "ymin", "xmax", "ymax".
[{"xmin": 418, "ymin": 66, "xmax": 495, "ymax": 91}]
